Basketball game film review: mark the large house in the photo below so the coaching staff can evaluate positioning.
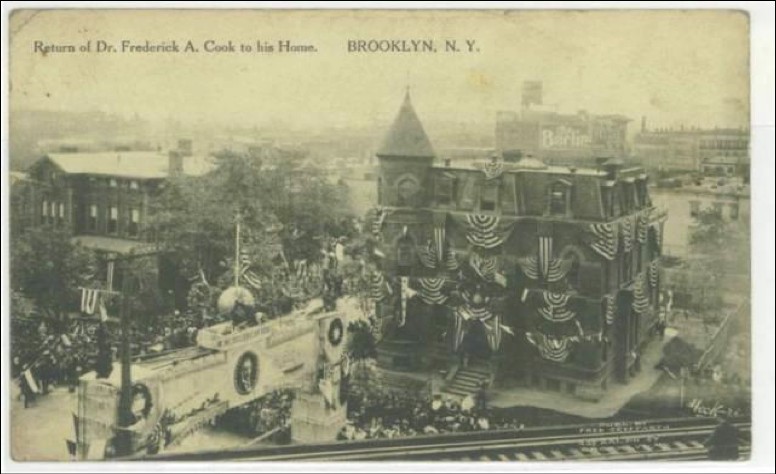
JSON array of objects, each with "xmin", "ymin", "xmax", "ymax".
[{"xmin": 371, "ymin": 92, "xmax": 666, "ymax": 401}]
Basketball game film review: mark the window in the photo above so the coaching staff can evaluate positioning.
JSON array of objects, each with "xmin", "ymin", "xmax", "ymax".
[
  {"xmin": 109, "ymin": 179, "xmax": 118, "ymax": 188},
  {"xmin": 88, "ymin": 204, "xmax": 98, "ymax": 231},
  {"xmin": 549, "ymin": 182, "xmax": 570, "ymax": 216},
  {"xmin": 689, "ymin": 200, "xmax": 700, "ymax": 218},
  {"xmin": 730, "ymin": 203, "xmax": 739, "ymax": 220},
  {"xmin": 712, "ymin": 202, "xmax": 724, "ymax": 217},
  {"xmin": 108, "ymin": 206, "xmax": 118, "ymax": 234},
  {"xmin": 128, "ymin": 208, "xmax": 140, "ymax": 237},
  {"xmin": 480, "ymin": 184, "xmax": 498, "ymax": 212},
  {"xmin": 41, "ymin": 200, "xmax": 49, "ymax": 218},
  {"xmin": 397, "ymin": 176, "xmax": 419, "ymax": 207},
  {"xmin": 58, "ymin": 202, "xmax": 65, "ymax": 221},
  {"xmin": 129, "ymin": 180, "xmax": 140, "ymax": 190},
  {"xmin": 49, "ymin": 201, "xmax": 57, "ymax": 225},
  {"xmin": 435, "ymin": 175, "xmax": 456, "ymax": 205}
]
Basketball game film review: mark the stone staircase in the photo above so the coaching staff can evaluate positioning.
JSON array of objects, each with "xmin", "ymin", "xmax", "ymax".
[{"xmin": 442, "ymin": 362, "xmax": 492, "ymax": 398}]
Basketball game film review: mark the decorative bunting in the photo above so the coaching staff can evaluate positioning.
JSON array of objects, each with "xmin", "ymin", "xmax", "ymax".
[
  {"xmin": 538, "ymin": 235, "xmax": 553, "ymax": 278},
  {"xmin": 81, "ymin": 288, "xmax": 100, "ymax": 315},
  {"xmin": 454, "ymin": 213, "xmax": 515, "ymax": 249},
  {"xmin": 417, "ymin": 241, "xmax": 438, "ymax": 269},
  {"xmin": 537, "ymin": 291, "xmax": 576, "ymax": 323},
  {"xmin": 417, "ymin": 277, "xmax": 447, "ymax": 305},
  {"xmin": 649, "ymin": 260, "xmax": 660, "ymax": 288},
  {"xmin": 369, "ymin": 272, "xmax": 390, "ymax": 301},
  {"xmin": 483, "ymin": 161, "xmax": 504, "ymax": 180},
  {"xmin": 546, "ymin": 258, "xmax": 572, "ymax": 283},
  {"xmin": 469, "ymin": 252, "xmax": 498, "ymax": 282},
  {"xmin": 637, "ymin": 210, "xmax": 649, "ymax": 244},
  {"xmin": 518, "ymin": 256, "xmax": 541, "ymax": 280},
  {"xmin": 604, "ymin": 294, "xmax": 616, "ymax": 325},
  {"xmin": 525, "ymin": 332, "xmax": 574, "ymax": 363},
  {"xmin": 588, "ymin": 222, "xmax": 618, "ymax": 260},
  {"xmin": 631, "ymin": 275, "xmax": 651, "ymax": 314},
  {"xmin": 482, "ymin": 315, "xmax": 503, "ymax": 351},
  {"xmin": 621, "ymin": 217, "xmax": 634, "ymax": 253},
  {"xmin": 433, "ymin": 224, "xmax": 446, "ymax": 263},
  {"xmin": 444, "ymin": 245, "xmax": 460, "ymax": 272}
]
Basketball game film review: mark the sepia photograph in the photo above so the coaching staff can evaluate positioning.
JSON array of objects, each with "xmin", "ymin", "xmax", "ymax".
[{"xmin": 2, "ymin": 4, "xmax": 773, "ymax": 471}]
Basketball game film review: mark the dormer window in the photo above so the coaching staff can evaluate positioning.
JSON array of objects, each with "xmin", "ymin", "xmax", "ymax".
[
  {"xmin": 480, "ymin": 183, "xmax": 499, "ymax": 212},
  {"xmin": 109, "ymin": 178, "xmax": 118, "ymax": 187},
  {"xmin": 435, "ymin": 173, "xmax": 456, "ymax": 205},
  {"xmin": 129, "ymin": 180, "xmax": 139, "ymax": 190},
  {"xmin": 548, "ymin": 179, "xmax": 572, "ymax": 216}
]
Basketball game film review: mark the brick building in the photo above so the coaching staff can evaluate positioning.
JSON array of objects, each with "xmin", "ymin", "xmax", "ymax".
[
  {"xmin": 371, "ymin": 92, "xmax": 666, "ymax": 400},
  {"xmin": 20, "ymin": 141, "xmax": 212, "ymax": 289}
]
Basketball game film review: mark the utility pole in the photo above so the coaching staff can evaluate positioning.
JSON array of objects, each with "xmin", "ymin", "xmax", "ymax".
[{"xmin": 115, "ymin": 258, "xmax": 134, "ymax": 457}]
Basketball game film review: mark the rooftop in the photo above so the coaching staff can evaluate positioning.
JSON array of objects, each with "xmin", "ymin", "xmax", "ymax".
[
  {"xmin": 377, "ymin": 90, "xmax": 435, "ymax": 159},
  {"xmin": 46, "ymin": 151, "xmax": 215, "ymax": 179}
]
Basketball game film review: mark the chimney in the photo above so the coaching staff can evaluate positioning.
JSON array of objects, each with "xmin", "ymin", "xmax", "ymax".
[
  {"xmin": 168, "ymin": 150, "xmax": 183, "ymax": 177},
  {"xmin": 502, "ymin": 149, "xmax": 523, "ymax": 163},
  {"xmin": 177, "ymin": 139, "xmax": 193, "ymax": 157}
]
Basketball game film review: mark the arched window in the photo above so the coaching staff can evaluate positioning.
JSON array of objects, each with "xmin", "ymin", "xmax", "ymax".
[{"xmin": 397, "ymin": 175, "xmax": 420, "ymax": 207}]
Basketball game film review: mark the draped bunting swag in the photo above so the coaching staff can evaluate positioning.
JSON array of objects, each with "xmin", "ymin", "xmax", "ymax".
[
  {"xmin": 588, "ymin": 222, "xmax": 618, "ymax": 260},
  {"xmin": 637, "ymin": 210, "xmax": 649, "ymax": 244},
  {"xmin": 537, "ymin": 291, "xmax": 576, "ymax": 323},
  {"xmin": 434, "ymin": 225, "xmax": 446, "ymax": 263},
  {"xmin": 518, "ymin": 256, "xmax": 541, "ymax": 280},
  {"xmin": 418, "ymin": 277, "xmax": 447, "ymax": 305},
  {"xmin": 631, "ymin": 275, "xmax": 651, "ymax": 314},
  {"xmin": 649, "ymin": 260, "xmax": 659, "ymax": 288},
  {"xmin": 538, "ymin": 236, "xmax": 553, "ymax": 278},
  {"xmin": 525, "ymin": 332, "xmax": 573, "ymax": 363},
  {"xmin": 482, "ymin": 316, "xmax": 503, "ymax": 351},
  {"xmin": 469, "ymin": 252, "xmax": 498, "ymax": 282},
  {"xmin": 621, "ymin": 217, "xmax": 634, "ymax": 253},
  {"xmin": 369, "ymin": 272, "xmax": 390, "ymax": 301},
  {"xmin": 417, "ymin": 241, "xmax": 438, "ymax": 269},
  {"xmin": 460, "ymin": 214, "xmax": 513, "ymax": 249},
  {"xmin": 444, "ymin": 246, "xmax": 460, "ymax": 272},
  {"xmin": 604, "ymin": 294, "xmax": 617, "ymax": 326}
]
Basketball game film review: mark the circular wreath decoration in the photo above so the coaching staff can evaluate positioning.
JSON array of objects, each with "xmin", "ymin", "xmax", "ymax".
[
  {"xmin": 131, "ymin": 383, "xmax": 153, "ymax": 420},
  {"xmin": 233, "ymin": 351, "xmax": 259, "ymax": 395},
  {"xmin": 328, "ymin": 318, "xmax": 344, "ymax": 347}
]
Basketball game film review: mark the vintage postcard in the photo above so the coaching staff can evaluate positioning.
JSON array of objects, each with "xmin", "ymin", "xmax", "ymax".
[{"xmin": 4, "ymin": 6, "xmax": 762, "ymax": 467}]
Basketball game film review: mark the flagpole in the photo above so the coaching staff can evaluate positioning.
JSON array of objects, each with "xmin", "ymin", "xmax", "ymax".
[{"xmin": 235, "ymin": 212, "xmax": 241, "ymax": 287}]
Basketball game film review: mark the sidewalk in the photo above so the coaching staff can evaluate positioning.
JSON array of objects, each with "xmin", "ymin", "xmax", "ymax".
[{"xmin": 487, "ymin": 328, "xmax": 678, "ymax": 419}]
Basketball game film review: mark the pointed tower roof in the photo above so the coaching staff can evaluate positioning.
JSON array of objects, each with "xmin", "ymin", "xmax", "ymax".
[{"xmin": 377, "ymin": 90, "xmax": 435, "ymax": 159}]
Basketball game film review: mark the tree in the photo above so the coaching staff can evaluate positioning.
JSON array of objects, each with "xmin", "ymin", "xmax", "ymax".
[
  {"xmin": 684, "ymin": 208, "xmax": 750, "ymax": 311},
  {"xmin": 148, "ymin": 148, "xmax": 353, "ymax": 310},
  {"xmin": 10, "ymin": 226, "xmax": 98, "ymax": 323},
  {"xmin": 347, "ymin": 320, "xmax": 377, "ymax": 362}
]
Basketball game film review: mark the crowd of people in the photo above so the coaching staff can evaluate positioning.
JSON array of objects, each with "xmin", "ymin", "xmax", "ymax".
[
  {"xmin": 338, "ymin": 385, "xmax": 525, "ymax": 441},
  {"xmin": 219, "ymin": 389, "xmax": 295, "ymax": 442}
]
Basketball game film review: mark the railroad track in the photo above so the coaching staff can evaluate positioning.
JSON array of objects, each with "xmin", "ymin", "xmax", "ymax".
[{"xmin": 140, "ymin": 416, "xmax": 750, "ymax": 462}]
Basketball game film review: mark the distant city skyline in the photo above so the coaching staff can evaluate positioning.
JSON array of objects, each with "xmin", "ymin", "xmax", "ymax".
[{"xmin": 11, "ymin": 10, "xmax": 749, "ymax": 133}]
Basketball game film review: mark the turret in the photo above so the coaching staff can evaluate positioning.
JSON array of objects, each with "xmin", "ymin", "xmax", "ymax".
[{"xmin": 376, "ymin": 89, "xmax": 435, "ymax": 208}]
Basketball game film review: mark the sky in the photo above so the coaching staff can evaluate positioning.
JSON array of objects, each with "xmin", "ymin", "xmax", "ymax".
[{"xmin": 10, "ymin": 9, "xmax": 750, "ymax": 132}]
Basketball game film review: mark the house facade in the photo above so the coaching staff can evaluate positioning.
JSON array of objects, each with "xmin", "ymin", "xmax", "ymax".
[{"xmin": 371, "ymin": 93, "xmax": 666, "ymax": 400}]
